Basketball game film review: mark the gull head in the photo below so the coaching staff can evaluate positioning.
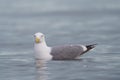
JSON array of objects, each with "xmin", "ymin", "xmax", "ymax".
[{"xmin": 34, "ymin": 32, "xmax": 45, "ymax": 44}]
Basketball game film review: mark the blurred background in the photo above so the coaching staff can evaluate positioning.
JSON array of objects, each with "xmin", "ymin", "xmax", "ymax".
[{"xmin": 0, "ymin": 0, "xmax": 120, "ymax": 80}]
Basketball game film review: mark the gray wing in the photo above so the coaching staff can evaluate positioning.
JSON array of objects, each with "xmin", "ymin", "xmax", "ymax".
[{"xmin": 50, "ymin": 45, "xmax": 85, "ymax": 60}]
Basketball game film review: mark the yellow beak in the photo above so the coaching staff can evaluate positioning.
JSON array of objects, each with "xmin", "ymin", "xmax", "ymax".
[{"xmin": 35, "ymin": 37, "xmax": 40, "ymax": 43}]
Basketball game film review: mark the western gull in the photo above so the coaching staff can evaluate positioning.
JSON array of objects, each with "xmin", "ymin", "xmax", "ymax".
[{"xmin": 34, "ymin": 32, "xmax": 96, "ymax": 60}]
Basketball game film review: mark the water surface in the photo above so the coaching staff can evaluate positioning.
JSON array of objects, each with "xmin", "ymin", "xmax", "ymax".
[{"xmin": 0, "ymin": 0, "xmax": 120, "ymax": 80}]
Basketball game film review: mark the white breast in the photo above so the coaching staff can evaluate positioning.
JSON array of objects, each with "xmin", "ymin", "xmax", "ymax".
[{"xmin": 34, "ymin": 44, "xmax": 52, "ymax": 60}]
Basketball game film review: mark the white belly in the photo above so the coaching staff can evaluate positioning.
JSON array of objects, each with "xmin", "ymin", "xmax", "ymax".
[
  {"xmin": 34, "ymin": 46, "xmax": 52, "ymax": 60},
  {"xmin": 35, "ymin": 51, "xmax": 52, "ymax": 60}
]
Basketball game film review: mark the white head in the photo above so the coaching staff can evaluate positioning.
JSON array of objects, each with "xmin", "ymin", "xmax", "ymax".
[{"xmin": 34, "ymin": 32, "xmax": 45, "ymax": 44}]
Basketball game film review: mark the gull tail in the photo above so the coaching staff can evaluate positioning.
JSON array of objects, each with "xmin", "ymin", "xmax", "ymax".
[
  {"xmin": 85, "ymin": 44, "xmax": 97, "ymax": 52},
  {"xmin": 80, "ymin": 44, "xmax": 97, "ymax": 56}
]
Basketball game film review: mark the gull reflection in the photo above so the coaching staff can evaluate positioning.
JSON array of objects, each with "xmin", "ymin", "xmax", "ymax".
[{"xmin": 35, "ymin": 60, "xmax": 49, "ymax": 80}]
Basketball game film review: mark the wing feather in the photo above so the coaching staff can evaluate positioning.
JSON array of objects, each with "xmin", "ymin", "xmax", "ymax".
[{"xmin": 50, "ymin": 45, "xmax": 85, "ymax": 60}]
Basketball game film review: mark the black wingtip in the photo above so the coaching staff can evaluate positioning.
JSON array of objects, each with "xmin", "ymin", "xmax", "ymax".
[{"xmin": 86, "ymin": 44, "xmax": 97, "ymax": 50}]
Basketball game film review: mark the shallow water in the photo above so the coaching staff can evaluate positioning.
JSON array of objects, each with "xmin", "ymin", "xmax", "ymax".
[{"xmin": 0, "ymin": 0, "xmax": 120, "ymax": 80}]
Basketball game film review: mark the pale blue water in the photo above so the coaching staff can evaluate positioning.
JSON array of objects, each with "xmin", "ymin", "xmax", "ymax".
[{"xmin": 0, "ymin": 0, "xmax": 120, "ymax": 80}]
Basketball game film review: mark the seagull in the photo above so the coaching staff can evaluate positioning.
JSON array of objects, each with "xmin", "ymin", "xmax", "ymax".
[{"xmin": 34, "ymin": 32, "xmax": 96, "ymax": 60}]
